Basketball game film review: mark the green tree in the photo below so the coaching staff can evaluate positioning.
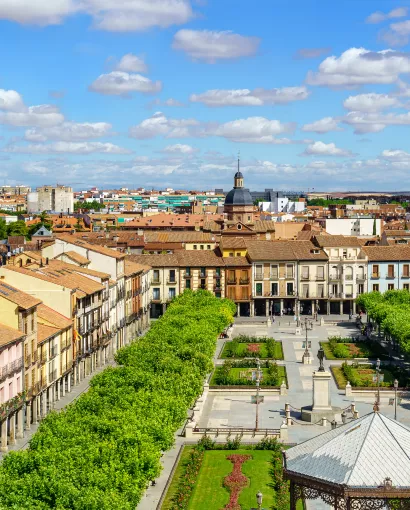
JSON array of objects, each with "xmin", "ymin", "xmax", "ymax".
[
  {"xmin": 7, "ymin": 220, "xmax": 28, "ymax": 238},
  {"xmin": 0, "ymin": 220, "xmax": 7, "ymax": 240},
  {"xmin": 372, "ymin": 218, "xmax": 377, "ymax": 236}
]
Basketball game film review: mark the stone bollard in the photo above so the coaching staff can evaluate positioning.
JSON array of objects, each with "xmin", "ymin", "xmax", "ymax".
[
  {"xmin": 280, "ymin": 422, "xmax": 288, "ymax": 441},
  {"xmin": 285, "ymin": 403, "xmax": 292, "ymax": 426},
  {"xmin": 280, "ymin": 380, "xmax": 287, "ymax": 396},
  {"xmin": 353, "ymin": 410, "xmax": 359, "ymax": 420},
  {"xmin": 322, "ymin": 417, "xmax": 327, "ymax": 427},
  {"xmin": 320, "ymin": 317, "xmax": 325, "ymax": 326},
  {"xmin": 351, "ymin": 402, "xmax": 356, "ymax": 414},
  {"xmin": 267, "ymin": 318, "xmax": 272, "ymax": 327},
  {"xmin": 345, "ymin": 381, "xmax": 352, "ymax": 397},
  {"xmin": 185, "ymin": 422, "xmax": 195, "ymax": 439}
]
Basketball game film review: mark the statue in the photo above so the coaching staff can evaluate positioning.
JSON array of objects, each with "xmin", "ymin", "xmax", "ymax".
[{"xmin": 317, "ymin": 346, "xmax": 325, "ymax": 372}]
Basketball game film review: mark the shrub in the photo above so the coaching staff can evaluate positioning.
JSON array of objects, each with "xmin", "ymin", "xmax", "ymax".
[
  {"xmin": 333, "ymin": 344, "xmax": 350, "ymax": 358},
  {"xmin": 254, "ymin": 436, "xmax": 281, "ymax": 451},
  {"xmin": 226, "ymin": 434, "xmax": 242, "ymax": 450}
]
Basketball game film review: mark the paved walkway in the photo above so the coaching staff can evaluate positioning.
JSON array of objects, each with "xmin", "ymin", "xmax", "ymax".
[{"xmin": 0, "ymin": 361, "xmax": 114, "ymax": 459}]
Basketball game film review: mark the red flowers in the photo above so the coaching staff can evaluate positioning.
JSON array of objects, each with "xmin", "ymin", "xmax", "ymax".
[
  {"xmin": 223, "ymin": 454, "xmax": 252, "ymax": 510},
  {"xmin": 247, "ymin": 344, "xmax": 260, "ymax": 353}
]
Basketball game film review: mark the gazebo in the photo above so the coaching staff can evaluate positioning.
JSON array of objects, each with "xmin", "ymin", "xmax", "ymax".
[{"xmin": 283, "ymin": 412, "xmax": 410, "ymax": 509}]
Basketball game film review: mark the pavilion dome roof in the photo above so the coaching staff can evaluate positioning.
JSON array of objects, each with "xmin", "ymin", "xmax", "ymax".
[
  {"xmin": 224, "ymin": 187, "xmax": 253, "ymax": 206},
  {"xmin": 284, "ymin": 412, "xmax": 410, "ymax": 489}
]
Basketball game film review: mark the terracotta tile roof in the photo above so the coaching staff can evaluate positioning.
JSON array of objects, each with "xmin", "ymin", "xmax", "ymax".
[
  {"xmin": 383, "ymin": 230, "xmax": 410, "ymax": 237},
  {"xmin": 220, "ymin": 237, "xmax": 247, "ymax": 249},
  {"xmin": 55, "ymin": 234, "xmax": 125, "ymax": 259},
  {"xmin": 49, "ymin": 260, "xmax": 110, "ymax": 280},
  {"xmin": 0, "ymin": 323, "xmax": 25, "ymax": 347},
  {"xmin": 124, "ymin": 259, "xmax": 147, "ymax": 276},
  {"xmin": 37, "ymin": 323, "xmax": 60, "ymax": 343},
  {"xmin": 130, "ymin": 250, "xmax": 225, "ymax": 267},
  {"xmin": 129, "ymin": 253, "xmax": 179, "ymax": 267},
  {"xmin": 0, "ymin": 281, "xmax": 42, "ymax": 310},
  {"xmin": 144, "ymin": 231, "xmax": 218, "ymax": 243},
  {"xmin": 71, "ymin": 232, "xmax": 145, "ymax": 247},
  {"xmin": 37, "ymin": 303, "xmax": 72, "ymax": 329},
  {"xmin": 122, "ymin": 213, "xmax": 223, "ymax": 229},
  {"xmin": 362, "ymin": 245, "xmax": 410, "ymax": 261},
  {"xmin": 62, "ymin": 251, "xmax": 90, "ymax": 265},
  {"xmin": 223, "ymin": 256, "xmax": 250, "ymax": 267},
  {"xmin": 246, "ymin": 240, "xmax": 327, "ymax": 261},
  {"xmin": 314, "ymin": 235, "xmax": 362, "ymax": 248}
]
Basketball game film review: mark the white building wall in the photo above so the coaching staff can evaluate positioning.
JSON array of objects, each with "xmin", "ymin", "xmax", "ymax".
[{"xmin": 325, "ymin": 218, "xmax": 381, "ymax": 237}]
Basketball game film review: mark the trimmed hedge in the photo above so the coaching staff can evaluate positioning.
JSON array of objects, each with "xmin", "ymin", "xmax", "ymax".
[{"xmin": 0, "ymin": 290, "xmax": 235, "ymax": 509}]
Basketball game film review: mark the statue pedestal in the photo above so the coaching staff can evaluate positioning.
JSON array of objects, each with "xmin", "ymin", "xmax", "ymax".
[
  {"xmin": 301, "ymin": 370, "xmax": 341, "ymax": 423},
  {"xmin": 302, "ymin": 351, "xmax": 312, "ymax": 364}
]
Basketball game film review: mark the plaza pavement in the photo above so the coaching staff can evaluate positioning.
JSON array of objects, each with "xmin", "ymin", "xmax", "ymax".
[{"xmin": 140, "ymin": 315, "xmax": 410, "ymax": 510}]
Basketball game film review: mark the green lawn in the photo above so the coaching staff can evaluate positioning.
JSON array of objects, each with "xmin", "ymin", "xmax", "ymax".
[
  {"xmin": 219, "ymin": 341, "xmax": 284, "ymax": 360},
  {"xmin": 331, "ymin": 365, "xmax": 397, "ymax": 389},
  {"xmin": 321, "ymin": 341, "xmax": 388, "ymax": 360},
  {"xmin": 210, "ymin": 366, "xmax": 287, "ymax": 387},
  {"xmin": 162, "ymin": 446, "xmax": 195, "ymax": 509},
  {"xmin": 162, "ymin": 448, "xmax": 303, "ymax": 510}
]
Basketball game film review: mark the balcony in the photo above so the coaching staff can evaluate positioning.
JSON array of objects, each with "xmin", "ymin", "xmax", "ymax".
[
  {"xmin": 386, "ymin": 274, "xmax": 395, "ymax": 279},
  {"xmin": 166, "ymin": 278, "xmax": 177, "ymax": 285},
  {"xmin": 255, "ymin": 272, "xmax": 263, "ymax": 280},
  {"xmin": 285, "ymin": 273, "xmax": 294, "ymax": 279},
  {"xmin": 152, "ymin": 295, "xmax": 161, "ymax": 303},
  {"xmin": 345, "ymin": 275, "xmax": 353, "ymax": 280},
  {"xmin": 356, "ymin": 274, "xmax": 367, "ymax": 281},
  {"xmin": 151, "ymin": 278, "xmax": 161, "ymax": 285},
  {"xmin": 301, "ymin": 275, "xmax": 310, "ymax": 281},
  {"xmin": 227, "ymin": 279, "xmax": 237, "ymax": 285},
  {"xmin": 24, "ymin": 354, "xmax": 32, "ymax": 367},
  {"xmin": 48, "ymin": 370, "xmax": 57, "ymax": 383},
  {"xmin": 49, "ymin": 346, "xmax": 58, "ymax": 359},
  {"xmin": 0, "ymin": 366, "xmax": 9, "ymax": 382},
  {"xmin": 214, "ymin": 284, "xmax": 222, "ymax": 291},
  {"xmin": 371, "ymin": 273, "xmax": 380, "ymax": 279},
  {"xmin": 183, "ymin": 273, "xmax": 191, "ymax": 279},
  {"xmin": 316, "ymin": 275, "xmax": 326, "ymax": 281},
  {"xmin": 264, "ymin": 292, "xmax": 279, "ymax": 298},
  {"xmin": 239, "ymin": 278, "xmax": 249, "ymax": 285},
  {"xmin": 199, "ymin": 272, "xmax": 207, "ymax": 278},
  {"xmin": 269, "ymin": 274, "xmax": 278, "ymax": 280},
  {"xmin": 329, "ymin": 274, "xmax": 341, "ymax": 281}
]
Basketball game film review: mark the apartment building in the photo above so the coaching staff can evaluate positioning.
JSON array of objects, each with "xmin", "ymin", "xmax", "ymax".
[
  {"xmin": 124, "ymin": 260, "xmax": 151, "ymax": 341},
  {"xmin": 224, "ymin": 257, "xmax": 252, "ymax": 316},
  {"xmin": 130, "ymin": 251, "xmax": 225, "ymax": 318},
  {"xmin": 362, "ymin": 246, "xmax": 410, "ymax": 293},
  {"xmin": 246, "ymin": 241, "xmax": 328, "ymax": 316},
  {"xmin": 0, "ymin": 324, "xmax": 25, "ymax": 452},
  {"xmin": 314, "ymin": 236, "xmax": 368, "ymax": 314}
]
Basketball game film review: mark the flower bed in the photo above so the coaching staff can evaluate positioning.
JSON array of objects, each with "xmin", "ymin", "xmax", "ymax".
[
  {"xmin": 331, "ymin": 362, "xmax": 409, "ymax": 389},
  {"xmin": 219, "ymin": 336, "xmax": 284, "ymax": 360},
  {"xmin": 320, "ymin": 337, "xmax": 388, "ymax": 360},
  {"xmin": 210, "ymin": 360, "xmax": 287, "ymax": 388},
  {"xmin": 223, "ymin": 454, "xmax": 252, "ymax": 510}
]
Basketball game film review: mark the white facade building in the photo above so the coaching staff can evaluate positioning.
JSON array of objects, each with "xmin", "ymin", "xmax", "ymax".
[
  {"xmin": 27, "ymin": 186, "xmax": 74, "ymax": 213},
  {"xmin": 260, "ymin": 194, "xmax": 305, "ymax": 214},
  {"xmin": 325, "ymin": 218, "xmax": 381, "ymax": 237}
]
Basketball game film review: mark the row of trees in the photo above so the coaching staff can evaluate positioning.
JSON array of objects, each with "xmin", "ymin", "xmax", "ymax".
[
  {"xmin": 357, "ymin": 290, "xmax": 410, "ymax": 354},
  {"xmin": 0, "ymin": 290, "xmax": 236, "ymax": 509},
  {"xmin": 0, "ymin": 211, "xmax": 52, "ymax": 241}
]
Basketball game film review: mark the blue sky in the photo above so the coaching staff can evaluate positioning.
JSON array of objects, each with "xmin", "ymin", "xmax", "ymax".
[{"xmin": 1, "ymin": 0, "xmax": 410, "ymax": 191}]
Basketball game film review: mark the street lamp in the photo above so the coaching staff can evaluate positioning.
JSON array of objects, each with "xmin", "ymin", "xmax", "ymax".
[
  {"xmin": 256, "ymin": 491, "xmax": 263, "ymax": 510},
  {"xmin": 302, "ymin": 317, "xmax": 311, "ymax": 363},
  {"xmin": 394, "ymin": 379, "xmax": 399, "ymax": 420},
  {"xmin": 255, "ymin": 358, "xmax": 261, "ymax": 431},
  {"xmin": 376, "ymin": 358, "xmax": 381, "ymax": 409}
]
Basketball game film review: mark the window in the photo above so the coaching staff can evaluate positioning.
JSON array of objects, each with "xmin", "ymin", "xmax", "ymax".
[
  {"xmin": 200, "ymin": 279, "xmax": 206, "ymax": 289},
  {"xmin": 185, "ymin": 279, "xmax": 191, "ymax": 289},
  {"xmin": 256, "ymin": 283, "xmax": 263, "ymax": 297},
  {"xmin": 169, "ymin": 288, "xmax": 176, "ymax": 299},
  {"xmin": 255, "ymin": 265, "xmax": 263, "ymax": 280},
  {"xmin": 200, "ymin": 245, "xmax": 204, "ymax": 250},
  {"xmin": 372, "ymin": 265, "xmax": 379, "ymax": 277},
  {"xmin": 216, "ymin": 278, "xmax": 221, "ymax": 288},
  {"xmin": 216, "ymin": 267, "xmax": 221, "ymax": 277},
  {"xmin": 270, "ymin": 265, "xmax": 278, "ymax": 279},
  {"xmin": 318, "ymin": 284, "xmax": 324, "ymax": 298},
  {"xmin": 207, "ymin": 245, "xmax": 211, "ymax": 250},
  {"xmin": 286, "ymin": 264, "xmax": 294, "ymax": 278},
  {"xmin": 317, "ymin": 266, "xmax": 325, "ymax": 280},
  {"xmin": 228, "ymin": 270, "xmax": 236, "ymax": 283},
  {"xmin": 286, "ymin": 282, "xmax": 294, "ymax": 296},
  {"xmin": 240, "ymin": 270, "xmax": 248, "ymax": 283},
  {"xmin": 229, "ymin": 252, "xmax": 234, "ymax": 257},
  {"xmin": 301, "ymin": 266, "xmax": 309, "ymax": 280},
  {"xmin": 185, "ymin": 267, "xmax": 191, "ymax": 276},
  {"xmin": 169, "ymin": 269, "xmax": 176, "ymax": 283},
  {"xmin": 31, "ymin": 314, "xmax": 35, "ymax": 332},
  {"xmin": 388, "ymin": 283, "xmax": 394, "ymax": 290},
  {"xmin": 153, "ymin": 288, "xmax": 160, "ymax": 300},
  {"xmin": 153, "ymin": 269, "xmax": 160, "ymax": 283},
  {"xmin": 193, "ymin": 245, "xmax": 197, "ymax": 250},
  {"xmin": 387, "ymin": 264, "xmax": 395, "ymax": 278},
  {"xmin": 403, "ymin": 264, "xmax": 409, "ymax": 277},
  {"xmin": 404, "ymin": 284, "xmax": 409, "ymax": 290},
  {"xmin": 358, "ymin": 284, "xmax": 364, "ymax": 295},
  {"xmin": 236, "ymin": 253, "xmax": 241, "ymax": 256},
  {"xmin": 372, "ymin": 284, "xmax": 379, "ymax": 292},
  {"xmin": 237, "ymin": 224, "xmax": 242, "ymax": 230},
  {"xmin": 24, "ymin": 320, "xmax": 28, "ymax": 335},
  {"xmin": 343, "ymin": 250, "xmax": 347, "ymax": 258},
  {"xmin": 241, "ymin": 287, "xmax": 249, "ymax": 299},
  {"xmin": 200, "ymin": 267, "xmax": 206, "ymax": 277},
  {"xmin": 215, "ymin": 292, "xmax": 221, "ymax": 298},
  {"xmin": 271, "ymin": 282, "xmax": 278, "ymax": 296},
  {"xmin": 302, "ymin": 284, "xmax": 309, "ymax": 298}
]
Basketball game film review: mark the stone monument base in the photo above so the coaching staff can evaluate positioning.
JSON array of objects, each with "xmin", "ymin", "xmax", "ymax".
[{"xmin": 301, "ymin": 405, "xmax": 342, "ymax": 423}]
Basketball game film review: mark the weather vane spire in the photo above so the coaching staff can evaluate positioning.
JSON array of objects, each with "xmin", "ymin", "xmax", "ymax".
[{"xmin": 237, "ymin": 150, "xmax": 240, "ymax": 172}]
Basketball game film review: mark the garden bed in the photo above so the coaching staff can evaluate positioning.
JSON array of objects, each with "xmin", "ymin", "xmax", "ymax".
[
  {"xmin": 320, "ymin": 337, "xmax": 389, "ymax": 360},
  {"xmin": 162, "ymin": 438, "xmax": 303, "ymax": 510},
  {"xmin": 219, "ymin": 336, "xmax": 284, "ymax": 360},
  {"xmin": 331, "ymin": 363, "xmax": 403, "ymax": 390},
  {"xmin": 210, "ymin": 361, "xmax": 287, "ymax": 388}
]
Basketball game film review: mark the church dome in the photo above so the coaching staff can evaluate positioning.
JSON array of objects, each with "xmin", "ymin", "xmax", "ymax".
[
  {"xmin": 224, "ymin": 187, "xmax": 253, "ymax": 206},
  {"xmin": 234, "ymin": 170, "xmax": 243, "ymax": 179}
]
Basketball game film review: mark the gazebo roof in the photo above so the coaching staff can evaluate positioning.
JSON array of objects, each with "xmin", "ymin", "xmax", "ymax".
[{"xmin": 284, "ymin": 412, "xmax": 410, "ymax": 490}]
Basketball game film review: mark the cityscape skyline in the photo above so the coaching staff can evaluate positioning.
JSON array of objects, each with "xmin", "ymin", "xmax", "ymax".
[{"xmin": 1, "ymin": 1, "xmax": 410, "ymax": 190}]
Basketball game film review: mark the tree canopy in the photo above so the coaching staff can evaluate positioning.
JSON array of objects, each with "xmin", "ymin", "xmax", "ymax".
[{"xmin": 0, "ymin": 290, "xmax": 235, "ymax": 509}]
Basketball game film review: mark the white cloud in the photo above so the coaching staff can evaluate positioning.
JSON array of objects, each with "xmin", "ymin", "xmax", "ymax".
[
  {"xmin": 0, "ymin": 0, "xmax": 193, "ymax": 32},
  {"xmin": 0, "ymin": 89, "xmax": 25, "ymax": 111},
  {"xmin": 211, "ymin": 117, "xmax": 295, "ymax": 144},
  {"xmin": 302, "ymin": 141, "xmax": 353, "ymax": 157},
  {"xmin": 129, "ymin": 112, "xmax": 199, "ymax": 139},
  {"xmin": 343, "ymin": 111, "xmax": 410, "ymax": 133},
  {"xmin": 190, "ymin": 86, "xmax": 309, "ymax": 107},
  {"xmin": 115, "ymin": 53, "xmax": 147, "ymax": 73},
  {"xmin": 148, "ymin": 98, "xmax": 186, "ymax": 108},
  {"xmin": 172, "ymin": 29, "xmax": 260, "ymax": 62},
  {"xmin": 380, "ymin": 149, "xmax": 410, "ymax": 161},
  {"xmin": 306, "ymin": 48, "xmax": 410, "ymax": 88},
  {"xmin": 343, "ymin": 92, "xmax": 400, "ymax": 112},
  {"xmin": 161, "ymin": 143, "xmax": 198, "ymax": 154},
  {"xmin": 24, "ymin": 122, "xmax": 113, "ymax": 142},
  {"xmin": 366, "ymin": 7, "xmax": 408, "ymax": 23},
  {"xmin": 4, "ymin": 141, "xmax": 131, "ymax": 154},
  {"xmin": 0, "ymin": 105, "xmax": 64, "ymax": 127},
  {"xmin": 301, "ymin": 117, "xmax": 342, "ymax": 133},
  {"xmin": 381, "ymin": 19, "xmax": 410, "ymax": 47},
  {"xmin": 89, "ymin": 71, "xmax": 162, "ymax": 96}
]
